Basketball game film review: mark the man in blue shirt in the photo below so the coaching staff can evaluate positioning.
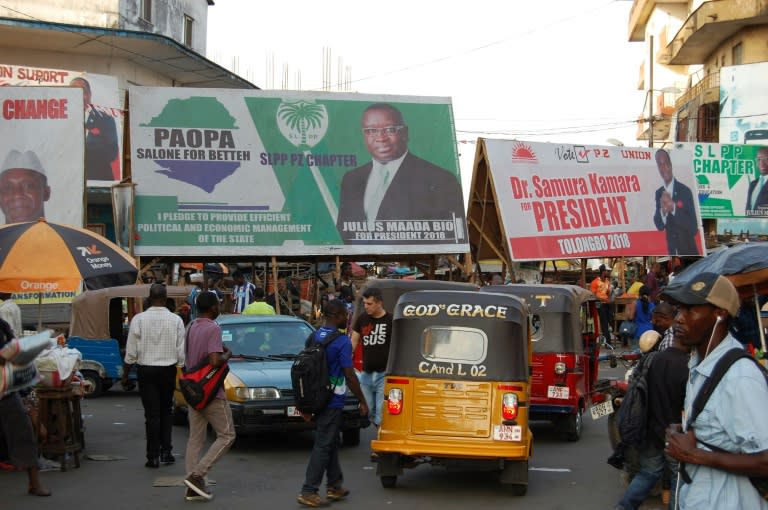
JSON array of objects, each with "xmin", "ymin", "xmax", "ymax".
[
  {"xmin": 663, "ymin": 273, "xmax": 768, "ymax": 509},
  {"xmin": 298, "ymin": 300, "xmax": 369, "ymax": 508}
]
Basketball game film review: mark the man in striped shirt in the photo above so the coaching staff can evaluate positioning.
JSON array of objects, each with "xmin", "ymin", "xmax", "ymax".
[
  {"xmin": 231, "ymin": 270, "xmax": 255, "ymax": 314},
  {"xmin": 122, "ymin": 284, "xmax": 186, "ymax": 468}
]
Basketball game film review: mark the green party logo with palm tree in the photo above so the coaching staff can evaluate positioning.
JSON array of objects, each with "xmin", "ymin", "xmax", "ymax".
[{"xmin": 276, "ymin": 99, "xmax": 328, "ymax": 149}]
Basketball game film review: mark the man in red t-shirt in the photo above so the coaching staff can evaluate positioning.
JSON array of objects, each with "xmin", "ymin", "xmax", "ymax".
[{"xmin": 183, "ymin": 293, "xmax": 235, "ymax": 501}]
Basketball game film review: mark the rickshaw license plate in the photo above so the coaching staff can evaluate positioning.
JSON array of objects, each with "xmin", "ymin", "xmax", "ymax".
[
  {"xmin": 547, "ymin": 385, "xmax": 570, "ymax": 399},
  {"xmin": 590, "ymin": 400, "xmax": 614, "ymax": 420},
  {"xmin": 493, "ymin": 424, "xmax": 522, "ymax": 442},
  {"xmin": 286, "ymin": 406, "xmax": 303, "ymax": 417}
]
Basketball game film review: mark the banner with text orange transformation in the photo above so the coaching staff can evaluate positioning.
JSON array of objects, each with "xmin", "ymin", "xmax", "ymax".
[{"xmin": 483, "ymin": 140, "xmax": 706, "ymax": 261}]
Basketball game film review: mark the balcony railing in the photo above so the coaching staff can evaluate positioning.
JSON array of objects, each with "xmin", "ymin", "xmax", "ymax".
[
  {"xmin": 675, "ymin": 71, "xmax": 719, "ymax": 109},
  {"xmin": 667, "ymin": 0, "xmax": 768, "ymax": 64}
]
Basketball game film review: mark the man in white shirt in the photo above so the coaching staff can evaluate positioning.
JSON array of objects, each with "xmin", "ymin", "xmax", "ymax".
[{"xmin": 122, "ymin": 284, "xmax": 185, "ymax": 468}]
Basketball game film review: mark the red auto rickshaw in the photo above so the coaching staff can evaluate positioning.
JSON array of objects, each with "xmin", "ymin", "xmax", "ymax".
[{"xmin": 482, "ymin": 284, "xmax": 601, "ymax": 441}]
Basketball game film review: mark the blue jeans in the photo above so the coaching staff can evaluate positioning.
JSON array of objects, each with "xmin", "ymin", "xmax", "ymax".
[
  {"xmin": 301, "ymin": 407, "xmax": 343, "ymax": 495},
  {"xmin": 358, "ymin": 370, "xmax": 385, "ymax": 427},
  {"xmin": 617, "ymin": 442, "xmax": 676, "ymax": 510}
]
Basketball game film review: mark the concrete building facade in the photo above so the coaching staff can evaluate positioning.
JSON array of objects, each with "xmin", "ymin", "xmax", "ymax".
[{"xmin": 629, "ymin": 0, "xmax": 768, "ymax": 237}]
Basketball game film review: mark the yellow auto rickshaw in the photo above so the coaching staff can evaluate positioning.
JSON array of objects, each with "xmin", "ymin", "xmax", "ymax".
[{"xmin": 371, "ymin": 289, "xmax": 532, "ymax": 495}]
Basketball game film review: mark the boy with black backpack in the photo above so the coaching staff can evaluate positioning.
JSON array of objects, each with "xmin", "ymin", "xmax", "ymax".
[
  {"xmin": 663, "ymin": 273, "xmax": 768, "ymax": 510},
  {"xmin": 614, "ymin": 327, "xmax": 689, "ymax": 510},
  {"xmin": 296, "ymin": 300, "xmax": 368, "ymax": 508}
]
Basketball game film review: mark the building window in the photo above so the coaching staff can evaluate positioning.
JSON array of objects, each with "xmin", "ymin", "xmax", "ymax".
[
  {"xmin": 183, "ymin": 15, "xmax": 194, "ymax": 47},
  {"xmin": 732, "ymin": 42, "xmax": 743, "ymax": 65},
  {"xmin": 141, "ymin": 0, "xmax": 152, "ymax": 22}
]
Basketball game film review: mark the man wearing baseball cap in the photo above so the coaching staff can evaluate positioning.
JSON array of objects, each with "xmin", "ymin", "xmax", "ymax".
[
  {"xmin": 662, "ymin": 272, "xmax": 768, "ymax": 509},
  {"xmin": 0, "ymin": 150, "xmax": 50, "ymax": 224}
]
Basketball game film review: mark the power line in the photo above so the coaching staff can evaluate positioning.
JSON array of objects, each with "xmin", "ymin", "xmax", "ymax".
[
  {"xmin": 456, "ymin": 111, "xmax": 768, "ymax": 137},
  {"xmin": 307, "ymin": 0, "xmax": 619, "ymax": 91}
]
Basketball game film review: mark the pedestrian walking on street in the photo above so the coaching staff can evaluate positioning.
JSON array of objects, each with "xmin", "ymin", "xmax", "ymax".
[
  {"xmin": 298, "ymin": 299, "xmax": 368, "ymax": 507},
  {"xmin": 614, "ymin": 331, "xmax": 689, "ymax": 510},
  {"xmin": 0, "ymin": 318, "xmax": 50, "ymax": 497},
  {"xmin": 242, "ymin": 287, "xmax": 276, "ymax": 315},
  {"xmin": 350, "ymin": 286, "xmax": 392, "ymax": 430},
  {"xmin": 183, "ymin": 292, "xmax": 235, "ymax": 501},
  {"xmin": 663, "ymin": 273, "xmax": 768, "ymax": 509},
  {"xmin": 122, "ymin": 283, "xmax": 185, "ymax": 468}
]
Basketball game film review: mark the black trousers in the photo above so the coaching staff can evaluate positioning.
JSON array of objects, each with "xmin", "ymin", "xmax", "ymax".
[{"xmin": 137, "ymin": 364, "xmax": 177, "ymax": 458}]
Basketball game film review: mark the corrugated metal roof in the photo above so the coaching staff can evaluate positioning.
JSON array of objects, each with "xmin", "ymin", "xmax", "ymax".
[{"xmin": 0, "ymin": 17, "xmax": 258, "ymax": 89}]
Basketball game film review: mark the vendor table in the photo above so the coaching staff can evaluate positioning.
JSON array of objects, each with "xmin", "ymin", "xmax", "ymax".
[{"xmin": 36, "ymin": 386, "xmax": 83, "ymax": 471}]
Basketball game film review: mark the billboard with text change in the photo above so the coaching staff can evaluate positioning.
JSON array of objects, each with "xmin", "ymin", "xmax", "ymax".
[{"xmin": 0, "ymin": 64, "xmax": 123, "ymax": 185}]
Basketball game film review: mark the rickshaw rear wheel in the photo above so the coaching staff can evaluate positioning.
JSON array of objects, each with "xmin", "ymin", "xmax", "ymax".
[
  {"xmin": 559, "ymin": 409, "xmax": 583, "ymax": 441},
  {"xmin": 81, "ymin": 370, "xmax": 102, "ymax": 398},
  {"xmin": 380, "ymin": 475, "xmax": 397, "ymax": 488}
]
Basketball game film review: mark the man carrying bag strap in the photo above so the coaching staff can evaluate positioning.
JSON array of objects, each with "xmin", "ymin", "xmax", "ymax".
[{"xmin": 182, "ymin": 292, "xmax": 236, "ymax": 502}]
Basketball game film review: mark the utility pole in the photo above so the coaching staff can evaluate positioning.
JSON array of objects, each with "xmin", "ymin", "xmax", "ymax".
[{"xmin": 649, "ymin": 35, "xmax": 654, "ymax": 148}]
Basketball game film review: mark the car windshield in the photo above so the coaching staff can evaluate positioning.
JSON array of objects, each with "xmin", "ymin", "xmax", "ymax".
[{"xmin": 220, "ymin": 321, "xmax": 313, "ymax": 358}]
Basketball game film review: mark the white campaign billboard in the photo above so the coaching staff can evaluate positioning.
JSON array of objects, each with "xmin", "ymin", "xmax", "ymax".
[
  {"xmin": 482, "ymin": 140, "xmax": 705, "ymax": 261},
  {"xmin": 0, "ymin": 86, "xmax": 84, "ymax": 227},
  {"xmin": 0, "ymin": 64, "xmax": 123, "ymax": 185},
  {"xmin": 720, "ymin": 62, "xmax": 768, "ymax": 147}
]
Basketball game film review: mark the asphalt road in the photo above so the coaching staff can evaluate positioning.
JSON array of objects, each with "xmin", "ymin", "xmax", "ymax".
[{"xmin": 0, "ymin": 361, "xmax": 667, "ymax": 510}]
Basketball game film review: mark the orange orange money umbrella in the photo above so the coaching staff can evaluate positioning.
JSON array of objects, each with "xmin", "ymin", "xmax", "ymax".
[{"xmin": 0, "ymin": 219, "xmax": 138, "ymax": 328}]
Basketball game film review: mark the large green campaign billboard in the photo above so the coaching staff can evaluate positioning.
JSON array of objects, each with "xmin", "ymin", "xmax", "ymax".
[
  {"xmin": 674, "ymin": 142, "xmax": 768, "ymax": 219},
  {"xmin": 129, "ymin": 88, "xmax": 468, "ymax": 256}
]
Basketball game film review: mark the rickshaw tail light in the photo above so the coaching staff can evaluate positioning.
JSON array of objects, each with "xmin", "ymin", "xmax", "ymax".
[
  {"xmin": 387, "ymin": 388, "xmax": 404, "ymax": 415},
  {"xmin": 502, "ymin": 393, "xmax": 518, "ymax": 420},
  {"xmin": 554, "ymin": 362, "xmax": 567, "ymax": 375}
]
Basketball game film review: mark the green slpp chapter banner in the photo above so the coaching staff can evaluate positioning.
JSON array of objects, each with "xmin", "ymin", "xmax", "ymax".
[
  {"xmin": 675, "ymin": 142, "xmax": 768, "ymax": 219},
  {"xmin": 130, "ymin": 88, "xmax": 468, "ymax": 256}
]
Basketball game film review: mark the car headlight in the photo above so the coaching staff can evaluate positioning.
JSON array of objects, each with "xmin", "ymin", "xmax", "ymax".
[{"xmin": 233, "ymin": 387, "xmax": 280, "ymax": 401}]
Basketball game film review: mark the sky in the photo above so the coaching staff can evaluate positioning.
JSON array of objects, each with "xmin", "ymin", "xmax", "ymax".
[{"xmin": 206, "ymin": 0, "xmax": 646, "ymax": 202}]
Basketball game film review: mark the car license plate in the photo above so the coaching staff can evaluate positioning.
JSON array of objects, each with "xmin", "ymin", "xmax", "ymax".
[
  {"xmin": 547, "ymin": 385, "xmax": 570, "ymax": 399},
  {"xmin": 493, "ymin": 424, "xmax": 522, "ymax": 442},
  {"xmin": 286, "ymin": 406, "xmax": 303, "ymax": 417},
  {"xmin": 590, "ymin": 400, "xmax": 614, "ymax": 420}
]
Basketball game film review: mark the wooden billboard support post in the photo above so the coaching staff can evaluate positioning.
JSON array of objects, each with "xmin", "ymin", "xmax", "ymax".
[
  {"xmin": 271, "ymin": 256, "xmax": 280, "ymax": 314},
  {"xmin": 335, "ymin": 256, "xmax": 341, "ymax": 288},
  {"xmin": 466, "ymin": 140, "xmax": 516, "ymax": 286}
]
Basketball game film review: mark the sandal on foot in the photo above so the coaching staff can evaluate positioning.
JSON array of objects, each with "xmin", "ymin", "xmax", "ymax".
[{"xmin": 28, "ymin": 486, "xmax": 51, "ymax": 497}]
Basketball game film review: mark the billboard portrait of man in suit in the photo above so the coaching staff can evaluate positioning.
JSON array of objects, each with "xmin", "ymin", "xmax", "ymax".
[
  {"xmin": 745, "ymin": 146, "xmax": 768, "ymax": 216},
  {"xmin": 652, "ymin": 149, "xmax": 700, "ymax": 256},
  {"xmin": 70, "ymin": 77, "xmax": 119, "ymax": 181},
  {"xmin": 336, "ymin": 103, "xmax": 465, "ymax": 244}
]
